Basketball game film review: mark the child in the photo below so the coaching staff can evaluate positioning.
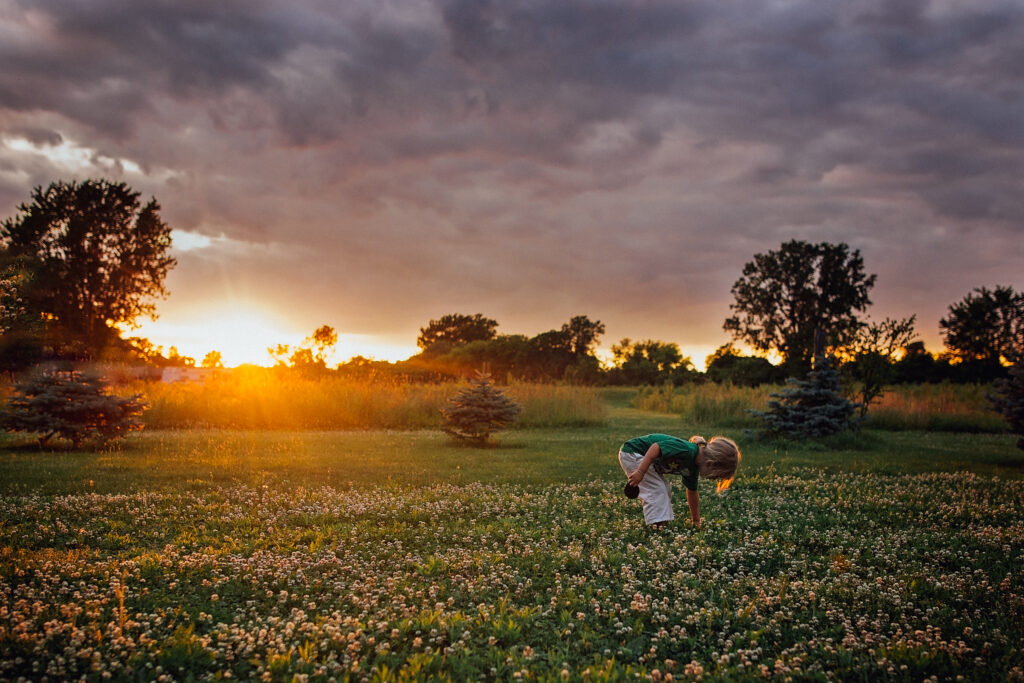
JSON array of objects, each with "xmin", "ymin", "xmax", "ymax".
[{"xmin": 618, "ymin": 433, "xmax": 740, "ymax": 528}]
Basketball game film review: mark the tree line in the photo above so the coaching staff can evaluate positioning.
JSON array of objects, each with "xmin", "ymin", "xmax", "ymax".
[{"xmin": 1, "ymin": 180, "xmax": 1021, "ymax": 387}]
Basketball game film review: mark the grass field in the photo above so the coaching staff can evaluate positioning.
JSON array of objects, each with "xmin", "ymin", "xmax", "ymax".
[
  {"xmin": 634, "ymin": 382, "xmax": 1008, "ymax": 433},
  {"xmin": 2, "ymin": 390, "xmax": 1023, "ymax": 680}
]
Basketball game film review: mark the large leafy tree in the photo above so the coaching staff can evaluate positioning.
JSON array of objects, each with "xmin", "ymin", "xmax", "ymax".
[
  {"xmin": 940, "ymin": 285, "xmax": 1023, "ymax": 365},
  {"xmin": 610, "ymin": 338, "xmax": 694, "ymax": 385},
  {"xmin": 561, "ymin": 315, "xmax": 605, "ymax": 357},
  {"xmin": 417, "ymin": 313, "xmax": 498, "ymax": 352},
  {"xmin": 0, "ymin": 179, "xmax": 176, "ymax": 357},
  {"xmin": 724, "ymin": 240, "xmax": 876, "ymax": 375}
]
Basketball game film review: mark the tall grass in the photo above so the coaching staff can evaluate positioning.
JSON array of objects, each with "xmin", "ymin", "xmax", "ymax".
[
  {"xmin": 131, "ymin": 369, "xmax": 605, "ymax": 430},
  {"xmin": 865, "ymin": 382, "xmax": 1005, "ymax": 432},
  {"xmin": 633, "ymin": 381, "xmax": 1007, "ymax": 433},
  {"xmin": 633, "ymin": 383, "xmax": 768, "ymax": 428}
]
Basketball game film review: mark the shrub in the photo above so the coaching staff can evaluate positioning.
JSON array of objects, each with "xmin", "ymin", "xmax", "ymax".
[
  {"xmin": 990, "ymin": 364, "xmax": 1024, "ymax": 449},
  {"xmin": 750, "ymin": 355, "xmax": 860, "ymax": 439},
  {"xmin": 441, "ymin": 371, "xmax": 521, "ymax": 443},
  {"xmin": 1, "ymin": 369, "xmax": 147, "ymax": 448}
]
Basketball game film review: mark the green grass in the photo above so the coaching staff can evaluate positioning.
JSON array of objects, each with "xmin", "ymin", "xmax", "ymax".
[
  {"xmin": 2, "ymin": 394, "xmax": 1019, "ymax": 495},
  {"xmin": 1, "ymin": 390, "xmax": 1023, "ymax": 681}
]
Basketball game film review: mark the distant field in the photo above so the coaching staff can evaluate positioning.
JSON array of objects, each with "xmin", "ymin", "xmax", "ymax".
[
  {"xmin": 131, "ymin": 372, "xmax": 607, "ymax": 430},
  {"xmin": 1, "ymin": 392, "xmax": 1022, "ymax": 680},
  {"xmin": 634, "ymin": 381, "xmax": 1008, "ymax": 433}
]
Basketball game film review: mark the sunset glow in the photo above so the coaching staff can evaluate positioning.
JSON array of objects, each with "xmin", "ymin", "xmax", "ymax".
[
  {"xmin": 1, "ymin": 1, "xmax": 1020, "ymax": 366},
  {"xmin": 128, "ymin": 309, "xmax": 300, "ymax": 367},
  {"xmin": 128, "ymin": 308, "xmax": 420, "ymax": 368}
]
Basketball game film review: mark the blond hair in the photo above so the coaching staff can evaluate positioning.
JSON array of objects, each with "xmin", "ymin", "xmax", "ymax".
[{"xmin": 690, "ymin": 435, "xmax": 741, "ymax": 493}]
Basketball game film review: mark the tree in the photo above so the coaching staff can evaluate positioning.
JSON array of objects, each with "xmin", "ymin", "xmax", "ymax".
[
  {"xmin": 990, "ymin": 363, "xmax": 1024, "ymax": 450},
  {"xmin": 267, "ymin": 325, "xmax": 338, "ymax": 374},
  {"xmin": 523, "ymin": 329, "xmax": 575, "ymax": 380},
  {"xmin": 893, "ymin": 342, "xmax": 943, "ymax": 384},
  {"xmin": 417, "ymin": 313, "xmax": 498, "ymax": 352},
  {"xmin": 940, "ymin": 285, "xmax": 1023, "ymax": 366},
  {"xmin": 1, "ymin": 369, "xmax": 147, "ymax": 448},
  {"xmin": 610, "ymin": 338, "xmax": 694, "ymax": 385},
  {"xmin": 561, "ymin": 315, "xmax": 606, "ymax": 357},
  {"xmin": 0, "ymin": 255, "xmax": 43, "ymax": 374},
  {"xmin": 724, "ymin": 240, "xmax": 876, "ymax": 376},
  {"xmin": 201, "ymin": 350, "xmax": 224, "ymax": 369},
  {"xmin": 750, "ymin": 355, "xmax": 860, "ymax": 439},
  {"xmin": 440, "ymin": 370, "xmax": 521, "ymax": 443},
  {"xmin": 309, "ymin": 325, "xmax": 338, "ymax": 364},
  {"xmin": 844, "ymin": 316, "xmax": 917, "ymax": 418},
  {"xmin": 166, "ymin": 346, "xmax": 195, "ymax": 368},
  {"xmin": 268, "ymin": 343, "xmax": 292, "ymax": 367},
  {"xmin": 0, "ymin": 179, "xmax": 176, "ymax": 358},
  {"xmin": 447, "ymin": 334, "xmax": 531, "ymax": 380},
  {"xmin": 704, "ymin": 344, "xmax": 783, "ymax": 386}
]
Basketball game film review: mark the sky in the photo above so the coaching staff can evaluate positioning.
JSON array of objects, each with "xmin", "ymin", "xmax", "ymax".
[{"xmin": 1, "ymin": 0, "xmax": 1022, "ymax": 368}]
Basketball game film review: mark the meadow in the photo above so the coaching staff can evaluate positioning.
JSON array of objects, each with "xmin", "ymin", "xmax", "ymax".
[
  {"xmin": 1, "ymin": 387, "xmax": 1023, "ymax": 681},
  {"xmin": 133, "ymin": 371, "xmax": 606, "ymax": 431},
  {"xmin": 633, "ymin": 382, "xmax": 1008, "ymax": 433}
]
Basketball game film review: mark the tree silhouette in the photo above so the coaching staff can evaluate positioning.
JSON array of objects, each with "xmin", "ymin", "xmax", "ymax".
[
  {"xmin": 308, "ymin": 325, "xmax": 338, "ymax": 364},
  {"xmin": 201, "ymin": 350, "xmax": 224, "ymax": 369},
  {"xmin": 724, "ymin": 240, "xmax": 875, "ymax": 376},
  {"xmin": 0, "ymin": 179, "xmax": 176, "ymax": 358},
  {"xmin": 609, "ymin": 338, "xmax": 695, "ymax": 385},
  {"xmin": 940, "ymin": 285, "xmax": 1023, "ymax": 366},
  {"xmin": 417, "ymin": 313, "xmax": 498, "ymax": 352},
  {"xmin": 845, "ymin": 316, "xmax": 918, "ymax": 417},
  {"xmin": 561, "ymin": 315, "xmax": 606, "ymax": 357}
]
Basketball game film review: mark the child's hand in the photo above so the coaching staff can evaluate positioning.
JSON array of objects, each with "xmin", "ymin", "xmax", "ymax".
[{"xmin": 627, "ymin": 469, "xmax": 646, "ymax": 487}]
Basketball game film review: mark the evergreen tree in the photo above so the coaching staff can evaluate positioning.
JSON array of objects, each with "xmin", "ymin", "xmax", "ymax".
[
  {"xmin": 990, "ymin": 363, "xmax": 1024, "ymax": 450},
  {"xmin": 1, "ymin": 369, "xmax": 147, "ymax": 448},
  {"xmin": 441, "ymin": 371, "xmax": 521, "ymax": 443},
  {"xmin": 750, "ymin": 355, "xmax": 860, "ymax": 439}
]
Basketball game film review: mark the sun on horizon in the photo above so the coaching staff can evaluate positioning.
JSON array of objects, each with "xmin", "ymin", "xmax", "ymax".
[{"xmin": 127, "ymin": 307, "xmax": 418, "ymax": 368}]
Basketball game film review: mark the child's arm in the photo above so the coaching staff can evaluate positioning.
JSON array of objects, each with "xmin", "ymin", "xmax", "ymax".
[
  {"xmin": 686, "ymin": 489, "xmax": 701, "ymax": 528},
  {"xmin": 627, "ymin": 442, "xmax": 661, "ymax": 486}
]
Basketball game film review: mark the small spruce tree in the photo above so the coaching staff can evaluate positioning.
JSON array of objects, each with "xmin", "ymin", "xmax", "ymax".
[
  {"xmin": 441, "ymin": 370, "xmax": 521, "ymax": 444},
  {"xmin": 1, "ymin": 369, "xmax": 147, "ymax": 448},
  {"xmin": 750, "ymin": 355, "xmax": 860, "ymax": 439},
  {"xmin": 990, "ymin": 363, "xmax": 1024, "ymax": 449}
]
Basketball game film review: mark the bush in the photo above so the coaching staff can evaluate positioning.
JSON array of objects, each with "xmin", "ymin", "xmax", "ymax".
[
  {"xmin": 441, "ymin": 371, "xmax": 521, "ymax": 443},
  {"xmin": 1, "ymin": 369, "xmax": 147, "ymax": 448},
  {"xmin": 990, "ymin": 364, "xmax": 1024, "ymax": 449},
  {"xmin": 750, "ymin": 355, "xmax": 860, "ymax": 439}
]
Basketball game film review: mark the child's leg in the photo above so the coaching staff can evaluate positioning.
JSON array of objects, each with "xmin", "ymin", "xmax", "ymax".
[{"xmin": 618, "ymin": 451, "xmax": 675, "ymax": 525}]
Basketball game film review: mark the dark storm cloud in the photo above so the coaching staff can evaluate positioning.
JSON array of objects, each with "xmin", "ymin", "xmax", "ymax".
[{"xmin": 1, "ymin": 0, "xmax": 1022, "ymax": 352}]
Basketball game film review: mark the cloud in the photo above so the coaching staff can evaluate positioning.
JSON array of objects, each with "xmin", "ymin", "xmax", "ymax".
[{"xmin": 1, "ymin": 0, "xmax": 1022, "ymax": 356}]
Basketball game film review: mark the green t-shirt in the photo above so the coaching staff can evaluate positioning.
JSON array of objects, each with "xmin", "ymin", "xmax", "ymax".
[{"xmin": 622, "ymin": 433, "xmax": 700, "ymax": 491}]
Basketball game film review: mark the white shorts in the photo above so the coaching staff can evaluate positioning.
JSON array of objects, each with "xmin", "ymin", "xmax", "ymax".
[{"xmin": 618, "ymin": 450, "xmax": 674, "ymax": 525}]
